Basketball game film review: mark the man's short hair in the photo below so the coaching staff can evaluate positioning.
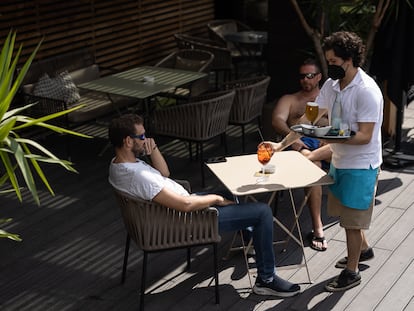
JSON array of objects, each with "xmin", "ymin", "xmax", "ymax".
[
  {"xmin": 108, "ymin": 114, "xmax": 144, "ymax": 148},
  {"xmin": 301, "ymin": 58, "xmax": 321, "ymax": 73},
  {"xmin": 322, "ymin": 31, "xmax": 366, "ymax": 67}
]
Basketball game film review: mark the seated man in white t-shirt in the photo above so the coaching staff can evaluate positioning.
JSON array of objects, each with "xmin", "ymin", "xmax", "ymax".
[{"xmin": 108, "ymin": 113, "xmax": 300, "ymax": 298}]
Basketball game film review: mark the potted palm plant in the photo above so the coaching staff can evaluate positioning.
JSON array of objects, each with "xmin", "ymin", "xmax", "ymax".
[{"xmin": 0, "ymin": 32, "xmax": 90, "ymax": 241}]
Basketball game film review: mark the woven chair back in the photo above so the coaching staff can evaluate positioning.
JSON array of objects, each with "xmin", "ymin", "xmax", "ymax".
[{"xmin": 113, "ymin": 189, "xmax": 221, "ymax": 252}]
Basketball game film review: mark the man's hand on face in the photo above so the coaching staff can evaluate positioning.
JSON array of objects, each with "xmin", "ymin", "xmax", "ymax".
[{"xmin": 143, "ymin": 138, "xmax": 158, "ymax": 155}]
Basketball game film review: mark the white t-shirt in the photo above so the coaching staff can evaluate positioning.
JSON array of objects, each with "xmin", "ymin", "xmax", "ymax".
[
  {"xmin": 108, "ymin": 158, "xmax": 190, "ymax": 200},
  {"xmin": 316, "ymin": 68, "xmax": 383, "ymax": 169}
]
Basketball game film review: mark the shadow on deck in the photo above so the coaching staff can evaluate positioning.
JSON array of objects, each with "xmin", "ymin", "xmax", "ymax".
[{"xmin": 1, "ymin": 106, "xmax": 414, "ymax": 311}]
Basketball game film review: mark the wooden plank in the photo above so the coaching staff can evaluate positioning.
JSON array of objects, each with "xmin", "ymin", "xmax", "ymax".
[
  {"xmin": 345, "ymin": 230, "xmax": 414, "ymax": 310},
  {"xmin": 374, "ymin": 260, "xmax": 414, "ymax": 311},
  {"xmin": 388, "ymin": 179, "xmax": 414, "ymax": 210},
  {"xmin": 376, "ymin": 171, "xmax": 414, "ymax": 210},
  {"xmin": 291, "ymin": 247, "xmax": 391, "ymax": 311},
  {"xmin": 288, "ymin": 190, "xmax": 412, "ymax": 310},
  {"xmin": 366, "ymin": 205, "xmax": 404, "ymax": 246},
  {"xmin": 376, "ymin": 200, "xmax": 414, "ymax": 250},
  {"xmin": 2, "ymin": 118, "xmax": 414, "ymax": 310}
]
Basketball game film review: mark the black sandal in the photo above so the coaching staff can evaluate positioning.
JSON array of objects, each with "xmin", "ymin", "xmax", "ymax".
[{"xmin": 307, "ymin": 232, "xmax": 327, "ymax": 252}]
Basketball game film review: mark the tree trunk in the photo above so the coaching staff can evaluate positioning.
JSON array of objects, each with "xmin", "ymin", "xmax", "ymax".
[
  {"xmin": 289, "ymin": 0, "xmax": 327, "ymax": 78},
  {"xmin": 290, "ymin": 0, "xmax": 393, "ymax": 72}
]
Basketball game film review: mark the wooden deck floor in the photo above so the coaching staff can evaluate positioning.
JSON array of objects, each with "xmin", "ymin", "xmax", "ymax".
[{"xmin": 1, "ymin": 105, "xmax": 413, "ymax": 311}]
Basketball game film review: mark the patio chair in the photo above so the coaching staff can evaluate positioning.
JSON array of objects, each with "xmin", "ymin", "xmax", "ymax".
[
  {"xmin": 151, "ymin": 90, "xmax": 235, "ymax": 186},
  {"xmin": 174, "ymin": 33, "xmax": 237, "ymax": 88},
  {"xmin": 113, "ymin": 187, "xmax": 221, "ymax": 311},
  {"xmin": 154, "ymin": 49, "xmax": 214, "ymax": 98},
  {"xmin": 207, "ymin": 19, "xmax": 252, "ymax": 57},
  {"xmin": 222, "ymin": 76, "xmax": 271, "ymax": 152},
  {"xmin": 207, "ymin": 20, "xmax": 267, "ymax": 75},
  {"xmin": 19, "ymin": 50, "xmax": 136, "ymax": 159}
]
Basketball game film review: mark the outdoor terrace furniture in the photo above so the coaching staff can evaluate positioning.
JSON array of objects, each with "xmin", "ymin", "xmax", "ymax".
[
  {"xmin": 174, "ymin": 33, "xmax": 236, "ymax": 88},
  {"xmin": 21, "ymin": 50, "xmax": 135, "ymax": 129},
  {"xmin": 154, "ymin": 49, "xmax": 214, "ymax": 98},
  {"xmin": 207, "ymin": 19, "xmax": 253, "ymax": 57},
  {"xmin": 78, "ymin": 66, "xmax": 208, "ymax": 120},
  {"xmin": 208, "ymin": 20, "xmax": 268, "ymax": 76},
  {"xmin": 18, "ymin": 49, "xmax": 136, "ymax": 157},
  {"xmin": 206, "ymin": 151, "xmax": 334, "ymax": 284},
  {"xmin": 222, "ymin": 76, "xmax": 271, "ymax": 152},
  {"xmin": 113, "ymin": 188, "xmax": 221, "ymax": 311},
  {"xmin": 224, "ymin": 30, "xmax": 268, "ymax": 75},
  {"xmin": 155, "ymin": 49, "xmax": 213, "ymax": 74},
  {"xmin": 78, "ymin": 65, "xmax": 208, "ymax": 155},
  {"xmin": 151, "ymin": 90, "xmax": 235, "ymax": 186},
  {"xmin": 18, "ymin": 50, "xmax": 139, "ymax": 159}
]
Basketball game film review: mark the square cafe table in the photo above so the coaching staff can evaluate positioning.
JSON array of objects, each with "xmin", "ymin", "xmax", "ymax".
[
  {"xmin": 78, "ymin": 66, "xmax": 206, "ymax": 155},
  {"xmin": 78, "ymin": 66, "xmax": 207, "ymax": 115},
  {"xmin": 79, "ymin": 66, "xmax": 207, "ymax": 100},
  {"xmin": 206, "ymin": 150, "xmax": 333, "ymax": 283}
]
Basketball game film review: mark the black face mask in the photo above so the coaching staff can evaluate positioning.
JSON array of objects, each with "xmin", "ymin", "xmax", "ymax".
[{"xmin": 327, "ymin": 64, "xmax": 346, "ymax": 80}]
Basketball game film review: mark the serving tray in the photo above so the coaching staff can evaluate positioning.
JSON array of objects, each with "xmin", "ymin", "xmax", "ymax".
[{"xmin": 290, "ymin": 125, "xmax": 352, "ymax": 139}]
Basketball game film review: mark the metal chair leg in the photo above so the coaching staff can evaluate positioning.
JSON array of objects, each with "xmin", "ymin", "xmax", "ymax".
[
  {"xmin": 140, "ymin": 252, "xmax": 148, "ymax": 311},
  {"xmin": 200, "ymin": 143, "xmax": 205, "ymax": 187},
  {"xmin": 241, "ymin": 125, "xmax": 246, "ymax": 153},
  {"xmin": 213, "ymin": 243, "xmax": 220, "ymax": 304},
  {"xmin": 240, "ymin": 231, "xmax": 253, "ymax": 290},
  {"xmin": 121, "ymin": 234, "xmax": 131, "ymax": 284},
  {"xmin": 188, "ymin": 142, "xmax": 193, "ymax": 160},
  {"xmin": 222, "ymin": 132, "xmax": 228, "ymax": 154},
  {"xmin": 186, "ymin": 247, "xmax": 191, "ymax": 270}
]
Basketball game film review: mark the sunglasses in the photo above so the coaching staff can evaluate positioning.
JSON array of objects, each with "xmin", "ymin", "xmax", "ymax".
[
  {"xmin": 129, "ymin": 133, "xmax": 146, "ymax": 140},
  {"xmin": 299, "ymin": 73, "xmax": 319, "ymax": 79}
]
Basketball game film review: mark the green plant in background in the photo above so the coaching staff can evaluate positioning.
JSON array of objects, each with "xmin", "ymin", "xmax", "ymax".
[
  {"xmin": 0, "ymin": 31, "xmax": 90, "ymax": 241},
  {"xmin": 289, "ymin": 0, "xmax": 412, "ymax": 77}
]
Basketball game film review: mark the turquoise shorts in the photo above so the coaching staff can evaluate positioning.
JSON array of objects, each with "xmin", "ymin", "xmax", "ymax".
[{"xmin": 328, "ymin": 165, "xmax": 379, "ymax": 210}]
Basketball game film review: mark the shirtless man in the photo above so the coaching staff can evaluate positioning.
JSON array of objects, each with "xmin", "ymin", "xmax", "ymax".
[{"xmin": 272, "ymin": 58, "xmax": 332, "ymax": 251}]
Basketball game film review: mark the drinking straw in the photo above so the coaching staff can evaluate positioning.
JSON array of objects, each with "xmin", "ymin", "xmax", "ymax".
[{"xmin": 257, "ymin": 128, "xmax": 265, "ymax": 142}]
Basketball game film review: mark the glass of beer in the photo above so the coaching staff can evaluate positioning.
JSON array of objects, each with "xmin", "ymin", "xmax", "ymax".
[{"xmin": 305, "ymin": 102, "xmax": 319, "ymax": 125}]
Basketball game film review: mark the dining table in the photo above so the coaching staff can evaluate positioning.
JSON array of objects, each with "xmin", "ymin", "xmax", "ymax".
[
  {"xmin": 206, "ymin": 150, "xmax": 333, "ymax": 283},
  {"xmin": 78, "ymin": 66, "xmax": 207, "ymax": 155},
  {"xmin": 78, "ymin": 66, "xmax": 207, "ymax": 114},
  {"xmin": 79, "ymin": 66, "xmax": 208, "ymax": 98}
]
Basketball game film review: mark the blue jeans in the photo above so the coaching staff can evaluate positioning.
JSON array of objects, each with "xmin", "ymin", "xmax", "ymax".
[{"xmin": 216, "ymin": 202, "xmax": 275, "ymax": 282}]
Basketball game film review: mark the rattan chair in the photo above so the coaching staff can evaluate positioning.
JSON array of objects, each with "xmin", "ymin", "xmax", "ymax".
[
  {"xmin": 154, "ymin": 49, "xmax": 214, "ymax": 98},
  {"xmin": 222, "ymin": 76, "xmax": 271, "ymax": 152},
  {"xmin": 174, "ymin": 33, "xmax": 236, "ymax": 88},
  {"xmin": 151, "ymin": 90, "xmax": 235, "ymax": 186},
  {"xmin": 113, "ymin": 187, "xmax": 221, "ymax": 311},
  {"xmin": 207, "ymin": 19, "xmax": 252, "ymax": 57}
]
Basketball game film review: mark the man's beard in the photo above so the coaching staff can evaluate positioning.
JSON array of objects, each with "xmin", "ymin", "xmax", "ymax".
[
  {"xmin": 132, "ymin": 141, "xmax": 145, "ymax": 157},
  {"xmin": 302, "ymin": 83, "xmax": 316, "ymax": 92}
]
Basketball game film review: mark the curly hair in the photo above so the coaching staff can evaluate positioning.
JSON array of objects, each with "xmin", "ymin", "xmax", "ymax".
[
  {"xmin": 108, "ymin": 114, "xmax": 144, "ymax": 148},
  {"xmin": 322, "ymin": 31, "xmax": 366, "ymax": 67}
]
